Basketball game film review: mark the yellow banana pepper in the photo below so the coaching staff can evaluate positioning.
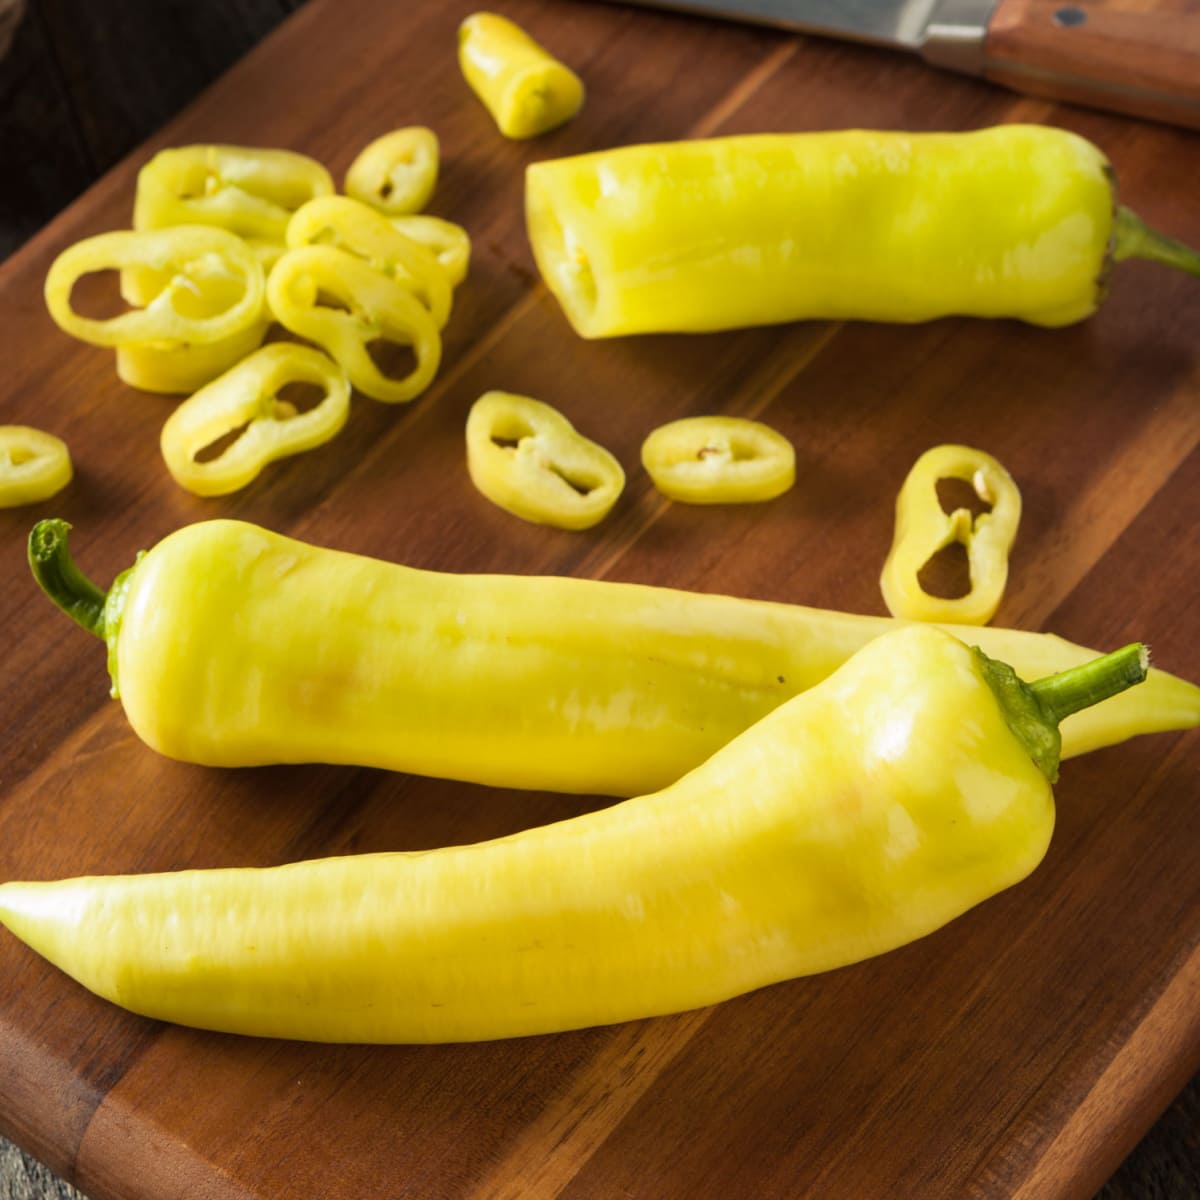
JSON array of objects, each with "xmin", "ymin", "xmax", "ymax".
[
  {"xmin": 642, "ymin": 416, "xmax": 795, "ymax": 504},
  {"xmin": 881, "ymin": 444, "xmax": 1022, "ymax": 625},
  {"xmin": 160, "ymin": 345, "xmax": 350, "ymax": 497},
  {"xmin": 344, "ymin": 127, "xmax": 439, "ymax": 217},
  {"xmin": 286, "ymin": 196, "xmax": 453, "ymax": 330},
  {"xmin": 44, "ymin": 227, "xmax": 265, "ymax": 348},
  {"xmin": 459, "ymin": 12, "xmax": 584, "ymax": 139},
  {"xmin": 27, "ymin": 520, "xmax": 1200, "ymax": 796},
  {"xmin": 0, "ymin": 427, "xmax": 72, "ymax": 508},
  {"xmin": 266, "ymin": 245, "xmax": 441, "ymax": 403},
  {"xmin": 133, "ymin": 145, "xmax": 334, "ymax": 244},
  {"xmin": 525, "ymin": 125, "xmax": 1200, "ymax": 338},
  {"xmin": 466, "ymin": 391, "xmax": 625, "ymax": 529},
  {"xmin": 0, "ymin": 628, "xmax": 1149, "ymax": 1043},
  {"xmin": 388, "ymin": 215, "xmax": 471, "ymax": 288}
]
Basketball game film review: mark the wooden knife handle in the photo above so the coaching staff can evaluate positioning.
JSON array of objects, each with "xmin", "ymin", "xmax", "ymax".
[{"xmin": 983, "ymin": 0, "xmax": 1200, "ymax": 129}]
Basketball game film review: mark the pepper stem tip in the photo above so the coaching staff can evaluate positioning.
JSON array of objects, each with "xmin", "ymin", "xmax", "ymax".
[{"xmin": 28, "ymin": 519, "xmax": 108, "ymax": 640}]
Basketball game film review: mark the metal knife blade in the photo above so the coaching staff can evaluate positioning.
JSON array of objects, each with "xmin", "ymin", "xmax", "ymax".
[{"xmin": 614, "ymin": 0, "xmax": 999, "ymax": 73}]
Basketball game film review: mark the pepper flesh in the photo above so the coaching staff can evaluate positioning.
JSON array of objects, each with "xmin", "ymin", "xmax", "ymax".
[
  {"xmin": 44, "ymin": 227, "xmax": 265, "ymax": 348},
  {"xmin": 466, "ymin": 391, "xmax": 625, "ymax": 529},
  {"xmin": 27, "ymin": 520, "xmax": 1200, "ymax": 795},
  {"xmin": 459, "ymin": 12, "xmax": 584, "ymax": 139},
  {"xmin": 133, "ymin": 145, "xmax": 334, "ymax": 244},
  {"xmin": 0, "ymin": 629, "xmax": 1146, "ymax": 1043},
  {"xmin": 160, "ymin": 344, "xmax": 350, "ymax": 496},
  {"xmin": 881, "ymin": 444, "xmax": 1021, "ymax": 625},
  {"xmin": 0, "ymin": 427, "xmax": 72, "ymax": 508},
  {"xmin": 286, "ymin": 196, "xmax": 453, "ymax": 330},
  {"xmin": 642, "ymin": 416, "xmax": 795, "ymax": 504},
  {"xmin": 344, "ymin": 127, "xmax": 439, "ymax": 217},
  {"xmin": 266, "ymin": 245, "xmax": 441, "ymax": 403},
  {"xmin": 525, "ymin": 125, "xmax": 1200, "ymax": 338},
  {"xmin": 388, "ymin": 215, "xmax": 471, "ymax": 288}
]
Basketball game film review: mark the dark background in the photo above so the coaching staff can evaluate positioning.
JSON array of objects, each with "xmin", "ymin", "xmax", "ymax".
[{"xmin": 0, "ymin": 2, "xmax": 1195, "ymax": 1197}]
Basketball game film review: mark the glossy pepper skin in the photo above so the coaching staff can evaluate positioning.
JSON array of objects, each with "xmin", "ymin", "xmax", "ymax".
[
  {"xmin": 526, "ymin": 125, "xmax": 1200, "ymax": 339},
  {"xmin": 0, "ymin": 628, "xmax": 1147, "ymax": 1043},
  {"xmin": 28, "ymin": 520, "xmax": 1200, "ymax": 796}
]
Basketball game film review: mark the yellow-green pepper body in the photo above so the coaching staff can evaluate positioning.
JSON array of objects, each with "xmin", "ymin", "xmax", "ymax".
[
  {"xmin": 0, "ymin": 626, "xmax": 1056, "ymax": 1043},
  {"xmin": 88, "ymin": 521, "xmax": 1199, "ymax": 794},
  {"xmin": 526, "ymin": 125, "xmax": 1115, "ymax": 338}
]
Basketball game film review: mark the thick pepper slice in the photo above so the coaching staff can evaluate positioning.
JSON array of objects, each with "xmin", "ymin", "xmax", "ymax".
[
  {"xmin": 881, "ymin": 444, "xmax": 1021, "ymax": 626},
  {"xmin": 287, "ymin": 196, "xmax": 452, "ymax": 329},
  {"xmin": 642, "ymin": 416, "xmax": 795, "ymax": 504},
  {"xmin": 344, "ymin": 127, "xmax": 439, "ymax": 217},
  {"xmin": 0, "ymin": 629, "xmax": 1149, "ymax": 1042},
  {"xmin": 459, "ymin": 12, "xmax": 584, "ymax": 139},
  {"xmin": 44, "ymin": 227, "xmax": 265, "ymax": 348},
  {"xmin": 0, "ymin": 427, "xmax": 72, "ymax": 507},
  {"xmin": 388, "ymin": 215, "xmax": 471, "ymax": 288},
  {"xmin": 26, "ymin": 520, "xmax": 1200, "ymax": 792},
  {"xmin": 115, "ymin": 257, "xmax": 271, "ymax": 394},
  {"xmin": 267, "ymin": 245, "xmax": 441, "ymax": 404},
  {"xmin": 160, "ymin": 344, "xmax": 350, "ymax": 496},
  {"xmin": 526, "ymin": 125, "xmax": 1200, "ymax": 338},
  {"xmin": 466, "ymin": 391, "xmax": 624, "ymax": 530},
  {"xmin": 133, "ymin": 145, "xmax": 334, "ymax": 244}
]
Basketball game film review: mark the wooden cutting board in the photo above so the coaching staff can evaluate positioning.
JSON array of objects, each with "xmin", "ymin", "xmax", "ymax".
[{"xmin": 1, "ymin": 2, "xmax": 1197, "ymax": 1197}]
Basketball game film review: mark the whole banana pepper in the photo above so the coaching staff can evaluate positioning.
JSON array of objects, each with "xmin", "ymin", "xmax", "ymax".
[
  {"xmin": 28, "ymin": 520, "xmax": 1199, "ymax": 796},
  {"xmin": 0, "ymin": 628, "xmax": 1149, "ymax": 1042},
  {"xmin": 525, "ymin": 125, "xmax": 1200, "ymax": 338}
]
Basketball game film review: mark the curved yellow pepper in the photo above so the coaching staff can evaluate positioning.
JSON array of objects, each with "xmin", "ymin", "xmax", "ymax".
[
  {"xmin": 642, "ymin": 416, "xmax": 795, "ymax": 504},
  {"xmin": 525, "ymin": 125, "xmax": 1200, "ymax": 339},
  {"xmin": 133, "ymin": 145, "xmax": 334, "ymax": 244},
  {"xmin": 881, "ymin": 444, "xmax": 1022, "ymax": 626},
  {"xmin": 388, "ymin": 215, "xmax": 471, "ymax": 288},
  {"xmin": 344, "ymin": 127, "xmax": 439, "ymax": 217},
  {"xmin": 286, "ymin": 196, "xmax": 452, "ymax": 330},
  {"xmin": 0, "ymin": 427, "xmax": 71, "ymax": 508},
  {"xmin": 160, "ymin": 345, "xmax": 350, "ymax": 497},
  {"xmin": 466, "ymin": 391, "xmax": 625, "ymax": 530},
  {"xmin": 27, "ymin": 520, "xmax": 1200, "ymax": 795},
  {"xmin": 459, "ymin": 12, "xmax": 584, "ymax": 139},
  {"xmin": 0, "ymin": 628, "xmax": 1148, "ymax": 1042},
  {"xmin": 44, "ymin": 227, "xmax": 265, "ymax": 348},
  {"xmin": 266, "ymin": 245, "xmax": 441, "ymax": 403}
]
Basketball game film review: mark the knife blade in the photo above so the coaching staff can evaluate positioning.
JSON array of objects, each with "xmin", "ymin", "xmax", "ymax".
[{"xmin": 611, "ymin": 0, "xmax": 1200, "ymax": 130}]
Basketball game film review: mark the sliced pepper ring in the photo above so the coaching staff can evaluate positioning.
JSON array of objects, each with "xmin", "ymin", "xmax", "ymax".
[
  {"xmin": 267, "ymin": 245, "xmax": 441, "ymax": 404},
  {"xmin": 388, "ymin": 215, "xmax": 471, "ymax": 289},
  {"xmin": 880, "ymin": 443, "xmax": 1022, "ymax": 625},
  {"xmin": 159, "ymin": 343, "xmax": 350, "ymax": 496},
  {"xmin": 0, "ymin": 426, "xmax": 72, "ymax": 508},
  {"xmin": 44, "ymin": 226, "xmax": 265, "ymax": 348},
  {"xmin": 133, "ymin": 145, "xmax": 334, "ymax": 243},
  {"xmin": 286, "ymin": 196, "xmax": 452, "ymax": 330},
  {"xmin": 641, "ymin": 416, "xmax": 795, "ymax": 504},
  {"xmin": 344, "ymin": 127, "xmax": 439, "ymax": 217},
  {"xmin": 466, "ymin": 391, "xmax": 624, "ymax": 530}
]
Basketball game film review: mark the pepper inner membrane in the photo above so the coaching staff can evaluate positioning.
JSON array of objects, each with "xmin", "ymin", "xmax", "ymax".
[{"xmin": 917, "ymin": 477, "xmax": 996, "ymax": 600}]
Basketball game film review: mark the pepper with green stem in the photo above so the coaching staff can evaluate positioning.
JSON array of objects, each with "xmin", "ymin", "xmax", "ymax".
[
  {"xmin": 27, "ymin": 518, "xmax": 1199, "ymax": 794},
  {"xmin": 0, "ymin": 626, "xmax": 1153, "ymax": 1042}
]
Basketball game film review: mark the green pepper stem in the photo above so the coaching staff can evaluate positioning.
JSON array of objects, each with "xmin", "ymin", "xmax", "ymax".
[
  {"xmin": 1029, "ymin": 643, "xmax": 1150, "ymax": 726},
  {"xmin": 1113, "ymin": 207, "xmax": 1200, "ymax": 278},
  {"xmin": 974, "ymin": 642, "xmax": 1149, "ymax": 783},
  {"xmin": 28, "ymin": 519, "xmax": 107, "ymax": 639}
]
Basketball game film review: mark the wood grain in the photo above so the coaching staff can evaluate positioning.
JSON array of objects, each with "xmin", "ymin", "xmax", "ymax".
[
  {"xmin": 0, "ymin": 2, "xmax": 1197, "ymax": 1199},
  {"xmin": 985, "ymin": 0, "xmax": 1200, "ymax": 129}
]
